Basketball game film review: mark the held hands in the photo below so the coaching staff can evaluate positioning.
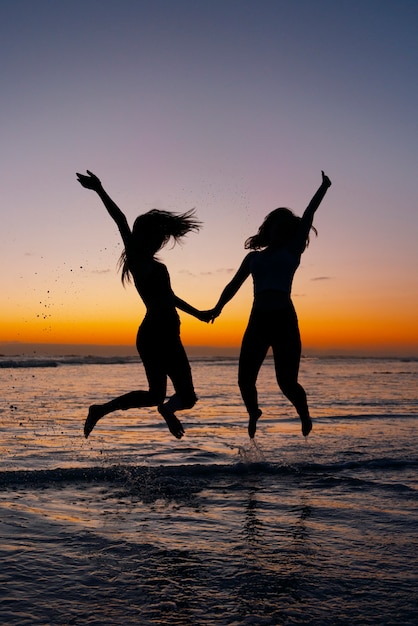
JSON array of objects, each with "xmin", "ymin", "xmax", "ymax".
[
  {"xmin": 76, "ymin": 170, "xmax": 102, "ymax": 191},
  {"xmin": 195, "ymin": 310, "xmax": 217, "ymax": 323},
  {"xmin": 321, "ymin": 170, "xmax": 331, "ymax": 188},
  {"xmin": 196, "ymin": 308, "xmax": 221, "ymax": 324}
]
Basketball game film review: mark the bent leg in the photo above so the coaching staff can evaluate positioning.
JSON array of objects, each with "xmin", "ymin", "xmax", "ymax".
[
  {"xmin": 272, "ymin": 307, "xmax": 312, "ymax": 436},
  {"xmin": 84, "ymin": 386, "xmax": 167, "ymax": 439},
  {"xmin": 239, "ymin": 313, "xmax": 269, "ymax": 438},
  {"xmin": 85, "ymin": 323, "xmax": 168, "ymax": 439},
  {"xmin": 165, "ymin": 341, "xmax": 197, "ymax": 411},
  {"xmin": 156, "ymin": 336, "xmax": 197, "ymax": 438},
  {"xmin": 139, "ymin": 327, "xmax": 187, "ymax": 439}
]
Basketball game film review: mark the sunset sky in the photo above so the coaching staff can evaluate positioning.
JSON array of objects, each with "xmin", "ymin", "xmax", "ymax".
[{"xmin": 1, "ymin": 0, "xmax": 417, "ymax": 356}]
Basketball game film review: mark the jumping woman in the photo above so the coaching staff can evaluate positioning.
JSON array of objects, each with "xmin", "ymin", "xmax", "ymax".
[
  {"xmin": 205, "ymin": 171, "xmax": 332, "ymax": 438},
  {"xmin": 76, "ymin": 170, "xmax": 206, "ymax": 440}
]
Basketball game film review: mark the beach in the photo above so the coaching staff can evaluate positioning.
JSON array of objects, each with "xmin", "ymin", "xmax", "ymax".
[{"xmin": 1, "ymin": 355, "xmax": 417, "ymax": 625}]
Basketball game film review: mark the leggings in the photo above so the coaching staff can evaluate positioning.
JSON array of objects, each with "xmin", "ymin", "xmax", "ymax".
[{"xmin": 238, "ymin": 303, "xmax": 309, "ymax": 418}]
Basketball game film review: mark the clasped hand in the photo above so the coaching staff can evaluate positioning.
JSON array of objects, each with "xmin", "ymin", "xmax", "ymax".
[{"xmin": 196, "ymin": 309, "xmax": 219, "ymax": 324}]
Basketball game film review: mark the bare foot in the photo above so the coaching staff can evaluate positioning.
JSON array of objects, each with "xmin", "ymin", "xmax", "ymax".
[
  {"xmin": 84, "ymin": 405, "xmax": 104, "ymax": 438},
  {"xmin": 300, "ymin": 415, "xmax": 312, "ymax": 437},
  {"xmin": 158, "ymin": 405, "xmax": 185, "ymax": 439},
  {"xmin": 248, "ymin": 409, "xmax": 262, "ymax": 439}
]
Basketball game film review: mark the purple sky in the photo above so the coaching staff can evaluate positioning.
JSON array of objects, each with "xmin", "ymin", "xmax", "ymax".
[{"xmin": 1, "ymin": 0, "xmax": 417, "ymax": 353}]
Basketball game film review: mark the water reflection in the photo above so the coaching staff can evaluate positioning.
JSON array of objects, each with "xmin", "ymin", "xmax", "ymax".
[{"xmin": 243, "ymin": 487, "xmax": 264, "ymax": 545}]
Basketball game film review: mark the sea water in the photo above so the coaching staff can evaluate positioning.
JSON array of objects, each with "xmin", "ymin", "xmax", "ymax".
[{"xmin": 0, "ymin": 355, "xmax": 417, "ymax": 625}]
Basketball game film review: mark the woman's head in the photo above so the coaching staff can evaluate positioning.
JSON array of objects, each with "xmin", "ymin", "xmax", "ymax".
[
  {"xmin": 119, "ymin": 209, "xmax": 201, "ymax": 283},
  {"xmin": 132, "ymin": 209, "xmax": 201, "ymax": 254},
  {"xmin": 245, "ymin": 207, "xmax": 317, "ymax": 250}
]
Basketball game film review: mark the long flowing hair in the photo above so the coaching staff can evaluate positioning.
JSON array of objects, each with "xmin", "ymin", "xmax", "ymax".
[
  {"xmin": 118, "ymin": 208, "xmax": 201, "ymax": 285},
  {"xmin": 245, "ymin": 207, "xmax": 317, "ymax": 250}
]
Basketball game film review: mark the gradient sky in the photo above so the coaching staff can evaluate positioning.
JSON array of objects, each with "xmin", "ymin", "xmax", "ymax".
[{"xmin": 1, "ymin": 0, "xmax": 417, "ymax": 356}]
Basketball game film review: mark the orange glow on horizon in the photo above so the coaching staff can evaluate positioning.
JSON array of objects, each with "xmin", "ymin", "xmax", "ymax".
[{"xmin": 2, "ymin": 307, "xmax": 418, "ymax": 357}]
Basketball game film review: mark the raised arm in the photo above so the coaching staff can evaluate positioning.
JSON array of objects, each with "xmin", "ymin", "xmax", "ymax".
[
  {"xmin": 298, "ymin": 170, "xmax": 331, "ymax": 243},
  {"xmin": 76, "ymin": 170, "xmax": 131, "ymax": 247}
]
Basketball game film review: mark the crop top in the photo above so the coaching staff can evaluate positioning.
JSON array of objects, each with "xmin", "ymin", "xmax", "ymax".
[{"xmin": 249, "ymin": 247, "xmax": 301, "ymax": 296}]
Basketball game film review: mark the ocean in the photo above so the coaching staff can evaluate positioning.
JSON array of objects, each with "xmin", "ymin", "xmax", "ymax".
[{"xmin": 0, "ymin": 354, "xmax": 417, "ymax": 625}]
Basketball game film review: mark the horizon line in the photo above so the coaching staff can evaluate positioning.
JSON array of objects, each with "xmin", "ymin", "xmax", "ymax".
[{"xmin": 0, "ymin": 341, "xmax": 417, "ymax": 360}]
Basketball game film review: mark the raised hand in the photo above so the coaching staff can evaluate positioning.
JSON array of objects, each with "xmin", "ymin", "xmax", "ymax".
[
  {"xmin": 321, "ymin": 170, "xmax": 331, "ymax": 188},
  {"xmin": 76, "ymin": 170, "xmax": 102, "ymax": 191}
]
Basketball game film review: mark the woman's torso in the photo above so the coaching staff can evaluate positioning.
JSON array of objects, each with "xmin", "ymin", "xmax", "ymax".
[
  {"xmin": 129, "ymin": 257, "xmax": 177, "ymax": 314},
  {"xmin": 249, "ymin": 247, "xmax": 301, "ymax": 311}
]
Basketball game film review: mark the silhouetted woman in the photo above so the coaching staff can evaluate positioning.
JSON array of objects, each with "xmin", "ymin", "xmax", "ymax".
[
  {"xmin": 206, "ymin": 171, "xmax": 331, "ymax": 438},
  {"xmin": 76, "ymin": 170, "xmax": 206, "ymax": 440}
]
